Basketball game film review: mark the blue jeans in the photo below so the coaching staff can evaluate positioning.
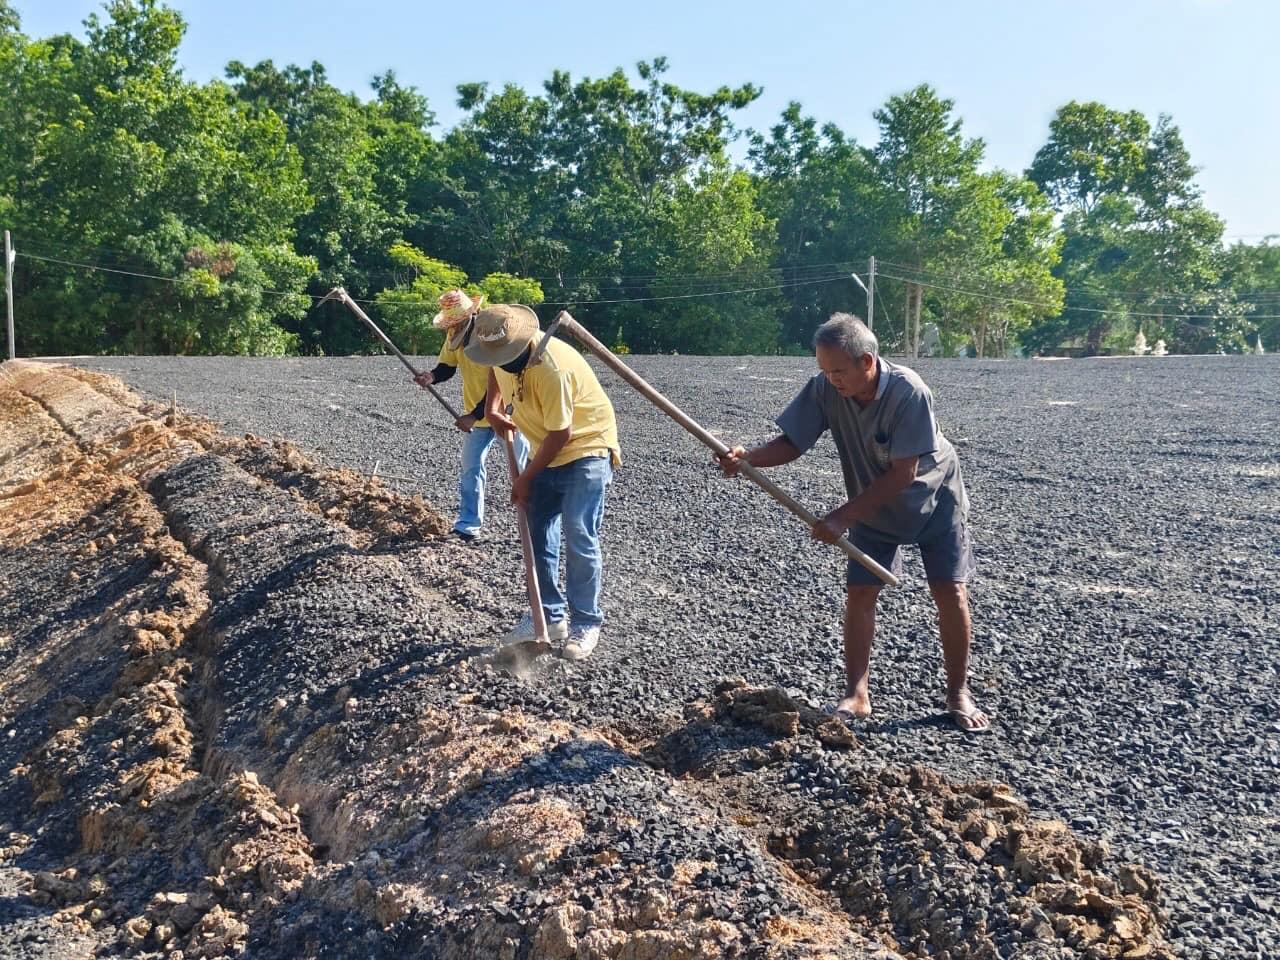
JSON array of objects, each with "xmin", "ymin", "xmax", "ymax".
[
  {"xmin": 527, "ymin": 455, "xmax": 613, "ymax": 626},
  {"xmin": 456, "ymin": 427, "xmax": 530, "ymax": 536}
]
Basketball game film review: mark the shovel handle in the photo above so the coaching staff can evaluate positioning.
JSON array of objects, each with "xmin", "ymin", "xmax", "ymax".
[
  {"xmin": 327, "ymin": 287, "xmax": 463, "ymax": 421},
  {"xmin": 555, "ymin": 313, "xmax": 898, "ymax": 587},
  {"xmin": 505, "ymin": 432, "xmax": 549, "ymax": 641}
]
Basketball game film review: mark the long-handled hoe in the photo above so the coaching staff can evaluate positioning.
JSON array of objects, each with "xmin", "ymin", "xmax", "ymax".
[
  {"xmin": 545, "ymin": 310, "xmax": 899, "ymax": 587},
  {"xmin": 319, "ymin": 287, "xmax": 552, "ymax": 648}
]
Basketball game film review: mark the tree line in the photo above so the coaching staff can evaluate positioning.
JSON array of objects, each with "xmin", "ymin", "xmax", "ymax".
[{"xmin": 2, "ymin": 1, "xmax": 1275, "ymax": 358}]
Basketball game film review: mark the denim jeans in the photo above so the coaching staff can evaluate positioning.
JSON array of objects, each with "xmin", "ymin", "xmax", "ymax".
[
  {"xmin": 527, "ymin": 455, "xmax": 613, "ymax": 626},
  {"xmin": 455, "ymin": 427, "xmax": 530, "ymax": 536}
]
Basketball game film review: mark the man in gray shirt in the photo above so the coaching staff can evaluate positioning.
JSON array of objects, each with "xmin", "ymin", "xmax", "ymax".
[{"xmin": 719, "ymin": 313, "xmax": 989, "ymax": 733}]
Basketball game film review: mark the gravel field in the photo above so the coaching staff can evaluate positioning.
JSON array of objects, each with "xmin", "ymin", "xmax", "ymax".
[{"xmin": 42, "ymin": 352, "xmax": 1280, "ymax": 955}]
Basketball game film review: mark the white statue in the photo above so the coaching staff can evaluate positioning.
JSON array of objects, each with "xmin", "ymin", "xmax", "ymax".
[
  {"xmin": 1256, "ymin": 335, "xmax": 1266, "ymax": 356},
  {"xmin": 1151, "ymin": 339, "xmax": 1168, "ymax": 357},
  {"xmin": 920, "ymin": 322, "xmax": 943, "ymax": 357},
  {"xmin": 1131, "ymin": 330, "xmax": 1150, "ymax": 356}
]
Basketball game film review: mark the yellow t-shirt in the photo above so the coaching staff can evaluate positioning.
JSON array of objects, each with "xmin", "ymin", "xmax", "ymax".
[
  {"xmin": 438, "ymin": 333, "xmax": 490, "ymax": 428},
  {"xmin": 493, "ymin": 339, "xmax": 621, "ymax": 468}
]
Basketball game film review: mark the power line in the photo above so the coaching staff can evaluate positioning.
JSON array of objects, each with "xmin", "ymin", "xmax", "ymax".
[
  {"xmin": 877, "ymin": 256, "xmax": 1280, "ymax": 305},
  {"xmin": 532, "ymin": 259, "xmax": 864, "ymax": 284},
  {"xmin": 536, "ymin": 273, "xmax": 852, "ymax": 306},
  {"xmin": 14, "ymin": 235, "xmax": 867, "ymax": 291},
  {"xmin": 17, "ymin": 251, "xmax": 319, "ymax": 304},
  {"xmin": 874, "ymin": 269, "xmax": 1280, "ymax": 321},
  {"xmin": 19, "ymin": 245, "xmax": 1280, "ymax": 320},
  {"xmin": 15, "ymin": 250, "xmax": 854, "ymax": 309}
]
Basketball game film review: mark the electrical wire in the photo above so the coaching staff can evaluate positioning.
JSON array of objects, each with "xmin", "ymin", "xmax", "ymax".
[
  {"xmin": 16, "ymin": 251, "xmax": 318, "ymax": 303},
  {"xmin": 14, "ymin": 237, "xmax": 868, "ymax": 293},
  {"xmin": 874, "ymin": 270, "xmax": 1280, "ymax": 321},
  {"xmin": 876, "ymin": 257, "xmax": 1280, "ymax": 305},
  {"xmin": 14, "ymin": 250, "xmax": 856, "ymax": 309},
  {"xmin": 17, "ymin": 246, "xmax": 1280, "ymax": 320}
]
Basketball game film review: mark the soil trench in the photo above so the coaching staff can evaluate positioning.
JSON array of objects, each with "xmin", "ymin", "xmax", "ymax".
[{"xmin": 1, "ymin": 361, "xmax": 1174, "ymax": 959}]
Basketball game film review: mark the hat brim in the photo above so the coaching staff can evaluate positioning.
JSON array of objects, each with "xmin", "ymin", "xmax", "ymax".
[
  {"xmin": 464, "ymin": 334, "xmax": 535, "ymax": 368},
  {"xmin": 432, "ymin": 293, "xmax": 485, "ymax": 329},
  {"xmin": 463, "ymin": 304, "xmax": 540, "ymax": 367},
  {"xmin": 445, "ymin": 316, "xmax": 474, "ymax": 351}
]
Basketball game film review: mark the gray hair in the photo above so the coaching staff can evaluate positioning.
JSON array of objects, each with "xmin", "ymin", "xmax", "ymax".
[{"xmin": 813, "ymin": 312, "xmax": 878, "ymax": 360}]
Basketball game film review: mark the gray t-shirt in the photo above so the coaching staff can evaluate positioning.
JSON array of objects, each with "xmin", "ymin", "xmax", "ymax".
[{"xmin": 776, "ymin": 356, "xmax": 968, "ymax": 542}]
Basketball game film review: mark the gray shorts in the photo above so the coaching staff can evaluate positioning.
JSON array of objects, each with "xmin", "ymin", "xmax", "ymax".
[{"xmin": 846, "ymin": 495, "xmax": 975, "ymax": 587}]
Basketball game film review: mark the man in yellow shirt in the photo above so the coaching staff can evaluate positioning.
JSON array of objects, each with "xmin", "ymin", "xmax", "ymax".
[
  {"xmin": 413, "ymin": 291, "xmax": 529, "ymax": 542},
  {"xmin": 465, "ymin": 304, "xmax": 620, "ymax": 660}
]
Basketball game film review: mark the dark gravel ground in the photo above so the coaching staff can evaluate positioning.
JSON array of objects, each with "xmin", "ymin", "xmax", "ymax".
[
  {"xmin": 70, "ymin": 351, "xmax": 1280, "ymax": 957},
  {"xmin": 0, "ymin": 866, "xmax": 102, "ymax": 959}
]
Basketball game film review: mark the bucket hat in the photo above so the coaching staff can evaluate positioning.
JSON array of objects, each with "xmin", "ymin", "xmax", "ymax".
[{"xmin": 463, "ymin": 304, "xmax": 540, "ymax": 367}]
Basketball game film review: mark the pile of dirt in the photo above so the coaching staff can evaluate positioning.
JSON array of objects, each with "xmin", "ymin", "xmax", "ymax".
[
  {"xmin": 1, "ymin": 361, "xmax": 1174, "ymax": 959},
  {"xmin": 652, "ymin": 680, "xmax": 1170, "ymax": 959}
]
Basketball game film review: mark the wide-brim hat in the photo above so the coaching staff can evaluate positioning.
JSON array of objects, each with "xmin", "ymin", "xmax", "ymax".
[
  {"xmin": 432, "ymin": 290, "xmax": 485, "ymax": 329},
  {"xmin": 464, "ymin": 304, "xmax": 540, "ymax": 367},
  {"xmin": 445, "ymin": 314, "xmax": 474, "ymax": 351}
]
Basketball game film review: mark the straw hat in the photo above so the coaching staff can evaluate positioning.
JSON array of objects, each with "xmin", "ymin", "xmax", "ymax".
[
  {"xmin": 445, "ymin": 316, "xmax": 473, "ymax": 351},
  {"xmin": 463, "ymin": 304, "xmax": 540, "ymax": 367},
  {"xmin": 432, "ymin": 289, "xmax": 485, "ymax": 330}
]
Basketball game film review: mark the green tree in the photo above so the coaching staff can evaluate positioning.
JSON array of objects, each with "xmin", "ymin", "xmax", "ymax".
[
  {"xmin": 476, "ymin": 272, "xmax": 544, "ymax": 306},
  {"xmin": 6, "ymin": 0, "xmax": 314, "ymax": 355},
  {"xmin": 1027, "ymin": 102, "xmax": 1233, "ymax": 354},
  {"xmin": 1125, "ymin": 118, "xmax": 1238, "ymax": 351},
  {"xmin": 0, "ymin": 1, "xmax": 29, "ymax": 226},
  {"xmin": 752, "ymin": 91, "xmax": 1063, "ymax": 357},
  {"xmin": 931, "ymin": 172, "xmax": 1064, "ymax": 357},
  {"xmin": 370, "ymin": 242, "xmax": 545, "ymax": 355},
  {"xmin": 643, "ymin": 161, "xmax": 779, "ymax": 353},
  {"xmin": 437, "ymin": 59, "xmax": 767, "ymax": 352},
  {"xmin": 429, "ymin": 82, "xmax": 561, "ymax": 279},
  {"xmin": 125, "ymin": 220, "xmax": 311, "ymax": 355},
  {"xmin": 1219, "ymin": 239, "xmax": 1280, "ymax": 352},
  {"xmin": 1027, "ymin": 101, "xmax": 1148, "ymax": 214},
  {"xmin": 750, "ymin": 103, "xmax": 887, "ymax": 350},
  {"xmin": 226, "ymin": 58, "xmax": 441, "ymax": 354},
  {"xmin": 371, "ymin": 244, "xmax": 468, "ymax": 355},
  {"xmin": 871, "ymin": 85, "xmax": 988, "ymax": 356}
]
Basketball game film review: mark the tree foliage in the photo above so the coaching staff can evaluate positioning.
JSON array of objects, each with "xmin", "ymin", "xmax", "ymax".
[
  {"xmin": 1027, "ymin": 102, "xmax": 1237, "ymax": 354},
  {"xmin": 0, "ymin": 3, "xmax": 1267, "ymax": 358},
  {"xmin": 2, "ymin": 0, "xmax": 314, "ymax": 355},
  {"xmin": 370, "ymin": 243, "xmax": 546, "ymax": 355}
]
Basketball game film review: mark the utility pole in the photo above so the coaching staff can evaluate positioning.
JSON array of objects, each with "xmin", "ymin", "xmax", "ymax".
[
  {"xmin": 866, "ymin": 255, "xmax": 875, "ymax": 332},
  {"xmin": 5, "ymin": 231, "xmax": 14, "ymax": 361}
]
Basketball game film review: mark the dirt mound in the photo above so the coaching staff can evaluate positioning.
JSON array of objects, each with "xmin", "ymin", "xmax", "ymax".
[
  {"xmin": 652, "ymin": 679, "xmax": 1169, "ymax": 958},
  {"xmin": 1, "ymin": 361, "xmax": 1174, "ymax": 959}
]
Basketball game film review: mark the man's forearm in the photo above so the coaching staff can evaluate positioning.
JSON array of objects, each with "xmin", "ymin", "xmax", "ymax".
[
  {"xmin": 834, "ymin": 460, "xmax": 917, "ymax": 526},
  {"xmin": 524, "ymin": 429, "xmax": 572, "ymax": 480},
  {"xmin": 744, "ymin": 436, "xmax": 803, "ymax": 469},
  {"xmin": 484, "ymin": 371, "xmax": 504, "ymax": 422}
]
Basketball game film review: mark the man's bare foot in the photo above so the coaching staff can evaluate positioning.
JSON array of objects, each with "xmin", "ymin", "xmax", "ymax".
[
  {"xmin": 946, "ymin": 689, "xmax": 991, "ymax": 733},
  {"xmin": 834, "ymin": 690, "xmax": 872, "ymax": 722}
]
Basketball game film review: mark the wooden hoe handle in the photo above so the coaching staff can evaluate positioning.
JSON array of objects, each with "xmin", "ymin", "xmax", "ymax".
[
  {"xmin": 327, "ymin": 287, "xmax": 463, "ymax": 421},
  {"xmin": 552, "ymin": 311, "xmax": 899, "ymax": 588},
  {"xmin": 505, "ymin": 432, "xmax": 550, "ymax": 642}
]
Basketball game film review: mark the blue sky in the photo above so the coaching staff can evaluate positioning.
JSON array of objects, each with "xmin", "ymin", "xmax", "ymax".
[{"xmin": 15, "ymin": 0, "xmax": 1279, "ymax": 241}]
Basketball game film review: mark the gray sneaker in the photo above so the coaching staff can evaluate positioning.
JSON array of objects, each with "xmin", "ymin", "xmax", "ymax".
[
  {"xmin": 563, "ymin": 624, "xmax": 600, "ymax": 661},
  {"xmin": 503, "ymin": 613, "xmax": 567, "ymax": 645}
]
